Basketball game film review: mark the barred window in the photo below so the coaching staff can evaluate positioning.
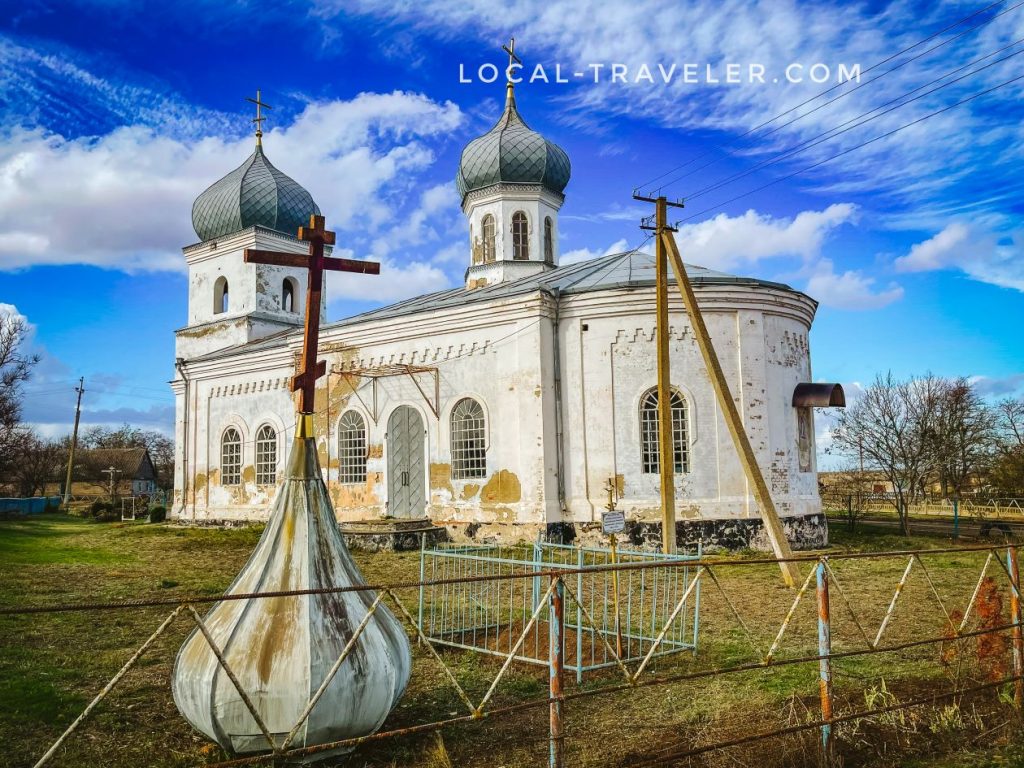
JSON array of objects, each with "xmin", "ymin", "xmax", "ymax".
[
  {"xmin": 339, "ymin": 410, "xmax": 367, "ymax": 484},
  {"xmin": 640, "ymin": 389, "xmax": 689, "ymax": 474},
  {"xmin": 481, "ymin": 214, "xmax": 496, "ymax": 263},
  {"xmin": 221, "ymin": 427, "xmax": 242, "ymax": 486},
  {"xmin": 451, "ymin": 398, "xmax": 486, "ymax": 479},
  {"xmin": 543, "ymin": 216, "xmax": 554, "ymax": 263},
  {"xmin": 512, "ymin": 211, "xmax": 529, "ymax": 260},
  {"xmin": 255, "ymin": 425, "xmax": 277, "ymax": 485}
]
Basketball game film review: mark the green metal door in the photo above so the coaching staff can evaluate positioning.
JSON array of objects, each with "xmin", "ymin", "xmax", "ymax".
[{"xmin": 387, "ymin": 406, "xmax": 425, "ymax": 518}]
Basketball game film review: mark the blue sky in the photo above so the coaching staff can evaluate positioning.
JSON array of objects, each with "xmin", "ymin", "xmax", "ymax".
[{"xmin": 0, "ymin": 0, "xmax": 1021, "ymax": 461}]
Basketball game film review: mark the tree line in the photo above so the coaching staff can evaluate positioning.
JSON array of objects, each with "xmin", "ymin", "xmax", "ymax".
[
  {"xmin": 0, "ymin": 313, "xmax": 173, "ymax": 498},
  {"xmin": 831, "ymin": 372, "xmax": 1024, "ymax": 534}
]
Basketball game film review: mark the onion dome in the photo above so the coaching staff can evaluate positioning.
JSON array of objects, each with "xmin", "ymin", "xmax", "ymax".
[
  {"xmin": 456, "ymin": 84, "xmax": 571, "ymax": 202},
  {"xmin": 172, "ymin": 436, "xmax": 411, "ymax": 757},
  {"xmin": 192, "ymin": 144, "xmax": 321, "ymax": 242}
]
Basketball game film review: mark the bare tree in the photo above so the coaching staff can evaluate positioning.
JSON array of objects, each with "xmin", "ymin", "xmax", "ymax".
[
  {"xmin": 13, "ymin": 432, "xmax": 63, "ymax": 497},
  {"xmin": 831, "ymin": 372, "xmax": 936, "ymax": 535},
  {"xmin": 989, "ymin": 396, "xmax": 1024, "ymax": 497},
  {"xmin": 0, "ymin": 314, "xmax": 39, "ymax": 483},
  {"xmin": 928, "ymin": 377, "xmax": 995, "ymax": 499}
]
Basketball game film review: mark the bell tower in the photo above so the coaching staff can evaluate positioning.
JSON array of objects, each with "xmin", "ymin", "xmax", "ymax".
[
  {"xmin": 455, "ymin": 40, "xmax": 571, "ymax": 289},
  {"xmin": 176, "ymin": 92, "xmax": 325, "ymax": 361}
]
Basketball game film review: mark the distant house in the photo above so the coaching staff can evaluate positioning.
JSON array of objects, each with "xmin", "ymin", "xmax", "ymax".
[
  {"xmin": 818, "ymin": 470, "xmax": 894, "ymax": 496},
  {"xmin": 73, "ymin": 448, "xmax": 159, "ymax": 497}
]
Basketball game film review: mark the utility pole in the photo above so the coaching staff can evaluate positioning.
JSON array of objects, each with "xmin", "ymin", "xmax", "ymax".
[
  {"xmin": 636, "ymin": 193, "xmax": 685, "ymax": 554},
  {"xmin": 62, "ymin": 377, "xmax": 85, "ymax": 506},
  {"xmin": 102, "ymin": 466, "xmax": 121, "ymax": 500}
]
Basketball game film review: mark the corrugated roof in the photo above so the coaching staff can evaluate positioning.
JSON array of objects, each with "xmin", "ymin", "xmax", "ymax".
[
  {"xmin": 77, "ymin": 448, "xmax": 154, "ymax": 479},
  {"xmin": 188, "ymin": 249, "xmax": 809, "ymax": 363}
]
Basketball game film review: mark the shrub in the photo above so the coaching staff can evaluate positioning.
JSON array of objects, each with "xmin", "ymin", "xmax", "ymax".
[
  {"xmin": 149, "ymin": 506, "xmax": 167, "ymax": 523},
  {"xmin": 89, "ymin": 499, "xmax": 109, "ymax": 517}
]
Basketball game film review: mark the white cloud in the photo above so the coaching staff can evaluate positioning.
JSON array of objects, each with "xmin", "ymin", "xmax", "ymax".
[
  {"xmin": 895, "ymin": 222, "xmax": 1024, "ymax": 292},
  {"xmin": 894, "ymin": 222, "xmax": 970, "ymax": 273},
  {"xmin": 674, "ymin": 204, "xmax": 856, "ymax": 271},
  {"xmin": 561, "ymin": 237, "xmax": 630, "ymax": 265},
  {"xmin": 805, "ymin": 259, "xmax": 903, "ymax": 310},
  {"xmin": 0, "ymin": 92, "xmax": 462, "ymax": 274}
]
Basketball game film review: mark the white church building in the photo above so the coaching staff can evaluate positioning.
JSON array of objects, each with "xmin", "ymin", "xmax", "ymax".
[{"xmin": 170, "ymin": 82, "xmax": 836, "ymax": 550}]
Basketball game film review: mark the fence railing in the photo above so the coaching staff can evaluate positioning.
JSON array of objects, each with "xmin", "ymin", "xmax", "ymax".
[
  {"xmin": 418, "ymin": 540, "xmax": 701, "ymax": 682},
  {"xmin": 3, "ymin": 543, "xmax": 1024, "ymax": 768},
  {"xmin": 823, "ymin": 493, "xmax": 1024, "ymax": 519}
]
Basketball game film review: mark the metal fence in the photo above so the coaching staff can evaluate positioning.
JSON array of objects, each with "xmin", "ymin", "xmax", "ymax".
[
  {"xmin": 5, "ymin": 543, "xmax": 1024, "ymax": 768},
  {"xmin": 418, "ymin": 540, "xmax": 701, "ymax": 682},
  {"xmin": 0, "ymin": 496, "xmax": 61, "ymax": 515}
]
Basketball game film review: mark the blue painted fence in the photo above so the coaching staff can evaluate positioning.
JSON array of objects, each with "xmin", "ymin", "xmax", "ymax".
[{"xmin": 0, "ymin": 496, "xmax": 61, "ymax": 515}]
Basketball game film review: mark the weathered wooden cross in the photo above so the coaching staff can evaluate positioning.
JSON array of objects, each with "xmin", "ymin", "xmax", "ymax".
[{"xmin": 244, "ymin": 215, "xmax": 379, "ymax": 415}]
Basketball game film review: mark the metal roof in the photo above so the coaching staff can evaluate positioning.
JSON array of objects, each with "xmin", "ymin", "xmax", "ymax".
[
  {"xmin": 191, "ymin": 144, "xmax": 321, "ymax": 242},
  {"xmin": 186, "ymin": 249, "xmax": 810, "ymax": 363}
]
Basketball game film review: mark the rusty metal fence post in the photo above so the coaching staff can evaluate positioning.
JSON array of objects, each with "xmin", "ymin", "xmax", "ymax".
[
  {"xmin": 550, "ymin": 574, "xmax": 565, "ymax": 768},
  {"xmin": 1008, "ymin": 546, "xmax": 1023, "ymax": 714},
  {"xmin": 816, "ymin": 558, "xmax": 834, "ymax": 766}
]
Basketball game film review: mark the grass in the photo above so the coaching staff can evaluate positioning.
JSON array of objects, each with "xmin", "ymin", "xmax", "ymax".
[{"xmin": 2, "ymin": 513, "xmax": 1023, "ymax": 767}]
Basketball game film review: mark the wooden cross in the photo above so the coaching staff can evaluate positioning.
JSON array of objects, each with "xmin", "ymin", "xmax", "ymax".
[
  {"xmin": 244, "ymin": 215, "xmax": 379, "ymax": 414},
  {"xmin": 502, "ymin": 37, "xmax": 522, "ymax": 74},
  {"xmin": 245, "ymin": 89, "xmax": 272, "ymax": 145}
]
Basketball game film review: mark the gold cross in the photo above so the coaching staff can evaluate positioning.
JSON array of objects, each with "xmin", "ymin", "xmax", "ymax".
[
  {"xmin": 245, "ymin": 89, "xmax": 273, "ymax": 146},
  {"xmin": 502, "ymin": 37, "xmax": 522, "ymax": 76}
]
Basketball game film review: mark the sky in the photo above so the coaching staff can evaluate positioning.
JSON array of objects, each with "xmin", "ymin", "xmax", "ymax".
[{"xmin": 0, "ymin": 0, "xmax": 1021, "ymax": 466}]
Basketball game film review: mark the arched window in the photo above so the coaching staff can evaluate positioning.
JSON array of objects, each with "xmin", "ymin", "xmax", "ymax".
[
  {"xmin": 481, "ymin": 214, "xmax": 496, "ymax": 263},
  {"xmin": 639, "ymin": 389, "xmax": 689, "ymax": 474},
  {"xmin": 214, "ymin": 276, "xmax": 229, "ymax": 314},
  {"xmin": 338, "ymin": 411, "xmax": 367, "ymax": 484},
  {"xmin": 544, "ymin": 217, "xmax": 554, "ymax": 264},
  {"xmin": 282, "ymin": 278, "xmax": 297, "ymax": 313},
  {"xmin": 221, "ymin": 427, "xmax": 242, "ymax": 486},
  {"xmin": 255, "ymin": 425, "xmax": 277, "ymax": 485},
  {"xmin": 451, "ymin": 398, "xmax": 486, "ymax": 479},
  {"xmin": 511, "ymin": 211, "xmax": 529, "ymax": 260}
]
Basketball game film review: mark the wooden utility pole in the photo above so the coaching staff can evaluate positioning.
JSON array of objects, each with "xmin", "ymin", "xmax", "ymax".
[
  {"xmin": 636, "ymin": 195, "xmax": 685, "ymax": 554},
  {"xmin": 659, "ymin": 228, "xmax": 801, "ymax": 587},
  {"xmin": 62, "ymin": 377, "xmax": 84, "ymax": 506},
  {"xmin": 244, "ymin": 214, "xmax": 379, "ymax": 436}
]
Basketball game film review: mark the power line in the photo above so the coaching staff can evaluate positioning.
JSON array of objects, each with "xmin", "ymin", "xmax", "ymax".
[
  {"xmin": 679, "ymin": 38, "xmax": 1024, "ymax": 202},
  {"xmin": 657, "ymin": 7, "xmax": 1024, "ymax": 192},
  {"xmin": 675, "ymin": 70, "xmax": 1024, "ymax": 224},
  {"xmin": 635, "ymin": 0, "xmax": 1013, "ymax": 193}
]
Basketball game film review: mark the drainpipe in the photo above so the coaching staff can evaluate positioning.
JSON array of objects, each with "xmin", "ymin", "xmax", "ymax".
[
  {"xmin": 174, "ymin": 357, "xmax": 189, "ymax": 521},
  {"xmin": 550, "ymin": 289, "xmax": 567, "ymax": 515}
]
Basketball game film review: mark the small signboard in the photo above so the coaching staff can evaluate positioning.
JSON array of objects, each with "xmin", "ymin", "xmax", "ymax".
[{"xmin": 602, "ymin": 510, "xmax": 625, "ymax": 535}]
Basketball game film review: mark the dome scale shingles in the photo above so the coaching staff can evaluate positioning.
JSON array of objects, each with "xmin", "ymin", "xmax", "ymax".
[
  {"xmin": 192, "ymin": 144, "xmax": 321, "ymax": 242},
  {"xmin": 456, "ymin": 86, "xmax": 571, "ymax": 201}
]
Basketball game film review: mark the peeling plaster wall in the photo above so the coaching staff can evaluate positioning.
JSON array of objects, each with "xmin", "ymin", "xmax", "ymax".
[
  {"xmin": 557, "ymin": 284, "xmax": 820, "ymax": 525},
  {"xmin": 171, "ymin": 277, "xmax": 823, "ymax": 544}
]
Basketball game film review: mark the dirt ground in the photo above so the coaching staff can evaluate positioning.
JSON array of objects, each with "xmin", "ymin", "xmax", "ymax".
[{"xmin": 2, "ymin": 514, "xmax": 1024, "ymax": 767}]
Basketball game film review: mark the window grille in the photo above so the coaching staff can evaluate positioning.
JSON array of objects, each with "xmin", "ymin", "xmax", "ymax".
[
  {"xmin": 451, "ymin": 398, "xmax": 486, "ymax": 479},
  {"xmin": 481, "ymin": 214, "xmax": 496, "ymax": 263},
  {"xmin": 339, "ymin": 411, "xmax": 367, "ymax": 484},
  {"xmin": 221, "ymin": 428, "xmax": 242, "ymax": 486},
  {"xmin": 640, "ymin": 389, "xmax": 689, "ymax": 474},
  {"xmin": 512, "ymin": 211, "xmax": 529, "ymax": 260},
  {"xmin": 255, "ymin": 425, "xmax": 277, "ymax": 485}
]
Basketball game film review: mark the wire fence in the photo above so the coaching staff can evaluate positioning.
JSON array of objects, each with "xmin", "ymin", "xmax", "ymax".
[{"xmin": 3, "ymin": 542, "xmax": 1024, "ymax": 767}]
